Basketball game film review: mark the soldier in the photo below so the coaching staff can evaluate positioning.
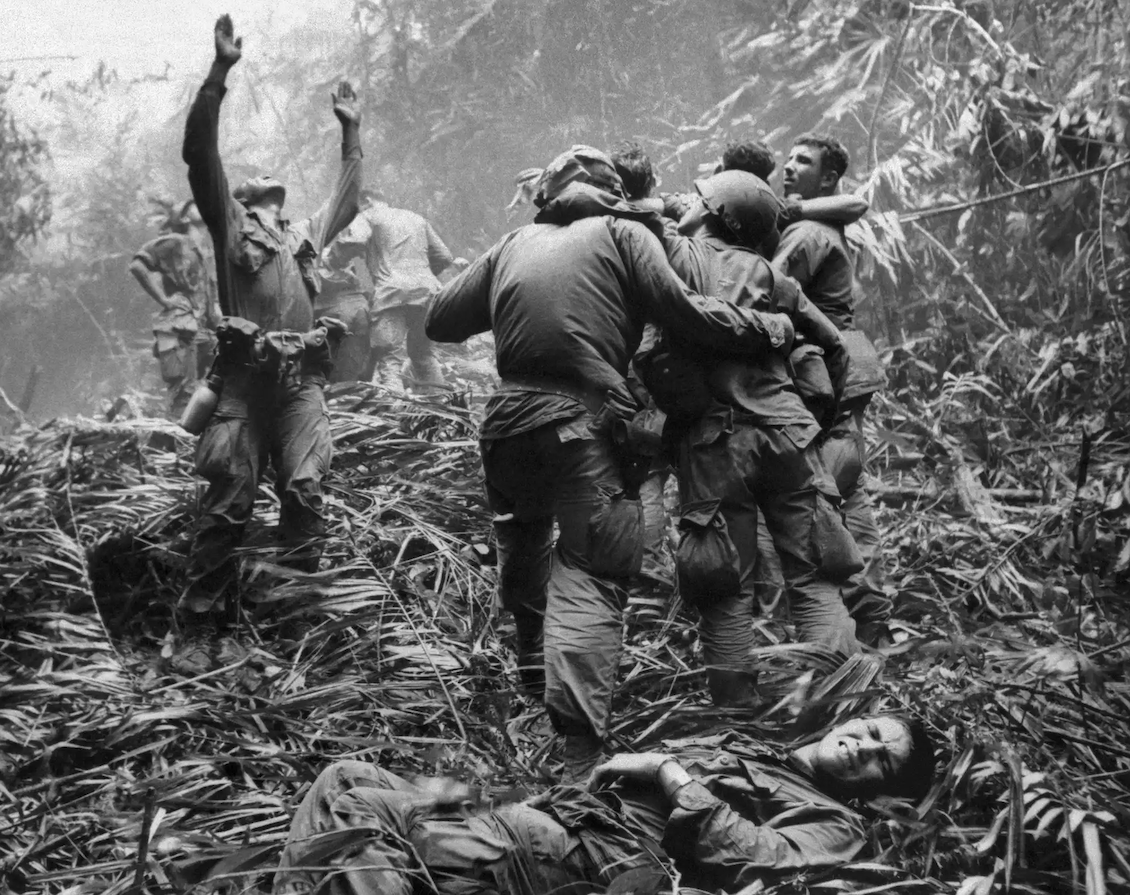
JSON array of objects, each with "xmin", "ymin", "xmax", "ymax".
[
  {"xmin": 774, "ymin": 135, "xmax": 892, "ymax": 647},
  {"xmin": 274, "ymin": 713, "xmax": 936, "ymax": 895},
  {"xmin": 315, "ymin": 213, "xmax": 372, "ymax": 383},
  {"xmin": 362, "ymin": 189, "xmax": 466, "ymax": 393},
  {"xmin": 639, "ymin": 171, "xmax": 863, "ymax": 707},
  {"xmin": 129, "ymin": 201, "xmax": 220, "ymax": 417},
  {"xmin": 425, "ymin": 146, "xmax": 796, "ymax": 780},
  {"xmin": 180, "ymin": 13, "xmax": 362, "ymax": 617}
]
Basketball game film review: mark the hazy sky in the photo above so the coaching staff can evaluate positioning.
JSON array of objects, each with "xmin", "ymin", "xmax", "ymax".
[{"xmin": 2, "ymin": 0, "xmax": 354, "ymax": 123}]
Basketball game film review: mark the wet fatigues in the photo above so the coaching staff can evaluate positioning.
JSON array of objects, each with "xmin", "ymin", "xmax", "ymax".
[
  {"xmin": 365, "ymin": 204, "xmax": 455, "ymax": 390},
  {"xmin": 425, "ymin": 183, "xmax": 793, "ymax": 749},
  {"xmin": 315, "ymin": 216, "xmax": 372, "ymax": 382},
  {"xmin": 182, "ymin": 75, "xmax": 361, "ymax": 606},
  {"xmin": 774, "ymin": 220, "xmax": 890, "ymax": 637},
  {"xmin": 274, "ymin": 736, "xmax": 866, "ymax": 895},
  {"xmin": 133, "ymin": 233, "xmax": 220, "ymax": 416},
  {"xmin": 651, "ymin": 228, "xmax": 861, "ymax": 699}
]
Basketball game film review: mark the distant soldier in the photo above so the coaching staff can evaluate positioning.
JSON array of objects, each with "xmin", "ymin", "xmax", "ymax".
[
  {"xmin": 180, "ymin": 13, "xmax": 362, "ymax": 617},
  {"xmin": 362, "ymin": 189, "xmax": 467, "ymax": 392},
  {"xmin": 774, "ymin": 135, "xmax": 892, "ymax": 646},
  {"xmin": 314, "ymin": 213, "xmax": 372, "ymax": 383},
  {"xmin": 129, "ymin": 201, "xmax": 220, "ymax": 417}
]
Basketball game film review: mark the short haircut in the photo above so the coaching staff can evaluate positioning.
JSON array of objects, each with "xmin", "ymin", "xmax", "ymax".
[
  {"xmin": 882, "ymin": 716, "xmax": 937, "ymax": 802},
  {"xmin": 794, "ymin": 134, "xmax": 850, "ymax": 181},
  {"xmin": 610, "ymin": 140, "xmax": 656, "ymax": 201},
  {"xmin": 721, "ymin": 141, "xmax": 776, "ymax": 183}
]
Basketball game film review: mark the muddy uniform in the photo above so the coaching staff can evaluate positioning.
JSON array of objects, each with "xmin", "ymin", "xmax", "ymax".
[
  {"xmin": 274, "ymin": 737, "xmax": 865, "ymax": 895},
  {"xmin": 653, "ymin": 227, "xmax": 861, "ymax": 694},
  {"xmin": 133, "ymin": 233, "xmax": 220, "ymax": 415},
  {"xmin": 774, "ymin": 221, "xmax": 890, "ymax": 636},
  {"xmin": 365, "ymin": 204, "xmax": 455, "ymax": 391},
  {"xmin": 315, "ymin": 216, "xmax": 372, "ymax": 383},
  {"xmin": 182, "ymin": 75, "xmax": 361, "ymax": 605},
  {"xmin": 425, "ymin": 183, "xmax": 792, "ymax": 751}
]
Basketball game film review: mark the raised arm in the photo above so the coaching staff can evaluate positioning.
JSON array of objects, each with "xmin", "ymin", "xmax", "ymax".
[
  {"xmin": 611, "ymin": 219, "xmax": 792, "ymax": 359},
  {"xmin": 297, "ymin": 83, "xmax": 363, "ymax": 254},
  {"xmin": 182, "ymin": 14, "xmax": 245, "ymax": 316}
]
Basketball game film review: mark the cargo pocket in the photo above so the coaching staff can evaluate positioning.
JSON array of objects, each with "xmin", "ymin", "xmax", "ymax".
[
  {"xmin": 675, "ymin": 498, "xmax": 741, "ymax": 609},
  {"xmin": 811, "ymin": 493, "xmax": 864, "ymax": 581},
  {"xmin": 587, "ymin": 493, "xmax": 644, "ymax": 577}
]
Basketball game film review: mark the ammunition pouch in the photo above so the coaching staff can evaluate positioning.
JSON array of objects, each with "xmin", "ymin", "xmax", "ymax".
[
  {"xmin": 215, "ymin": 317, "xmax": 264, "ymax": 369},
  {"xmin": 675, "ymin": 498, "xmax": 742, "ymax": 608}
]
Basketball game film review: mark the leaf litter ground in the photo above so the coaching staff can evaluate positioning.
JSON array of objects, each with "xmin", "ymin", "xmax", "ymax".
[{"xmin": 2, "ymin": 361, "xmax": 1129, "ymax": 895}]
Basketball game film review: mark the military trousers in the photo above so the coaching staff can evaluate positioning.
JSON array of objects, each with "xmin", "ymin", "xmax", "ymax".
[
  {"xmin": 482, "ymin": 415, "xmax": 644, "ymax": 740},
  {"xmin": 369, "ymin": 304, "xmax": 444, "ymax": 391},
  {"xmin": 185, "ymin": 369, "xmax": 332, "ymax": 611},
  {"xmin": 274, "ymin": 761, "xmax": 591, "ymax": 895},
  {"xmin": 674, "ymin": 407, "xmax": 861, "ymax": 705},
  {"xmin": 820, "ymin": 401, "xmax": 890, "ymax": 633}
]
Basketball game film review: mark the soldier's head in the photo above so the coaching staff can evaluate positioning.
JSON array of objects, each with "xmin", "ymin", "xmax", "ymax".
[
  {"xmin": 360, "ymin": 188, "xmax": 388, "ymax": 210},
  {"xmin": 534, "ymin": 145, "xmax": 624, "ymax": 207},
  {"xmin": 799, "ymin": 714, "xmax": 937, "ymax": 803},
  {"xmin": 609, "ymin": 140, "xmax": 657, "ymax": 201},
  {"xmin": 783, "ymin": 134, "xmax": 849, "ymax": 199},
  {"xmin": 721, "ymin": 140, "xmax": 777, "ymax": 183},
  {"xmin": 686, "ymin": 169, "xmax": 781, "ymax": 253},
  {"xmin": 233, "ymin": 175, "xmax": 287, "ymax": 214}
]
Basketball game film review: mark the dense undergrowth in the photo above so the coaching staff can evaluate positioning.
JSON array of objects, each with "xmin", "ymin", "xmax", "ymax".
[{"xmin": 2, "ymin": 328, "xmax": 1129, "ymax": 895}]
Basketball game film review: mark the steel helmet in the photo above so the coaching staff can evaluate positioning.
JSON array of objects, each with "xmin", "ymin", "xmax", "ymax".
[
  {"xmin": 534, "ymin": 145, "xmax": 625, "ymax": 207},
  {"xmin": 693, "ymin": 170, "xmax": 781, "ymax": 249}
]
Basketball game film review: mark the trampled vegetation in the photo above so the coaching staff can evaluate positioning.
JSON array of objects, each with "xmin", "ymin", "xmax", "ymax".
[{"xmin": 2, "ymin": 339, "xmax": 1129, "ymax": 893}]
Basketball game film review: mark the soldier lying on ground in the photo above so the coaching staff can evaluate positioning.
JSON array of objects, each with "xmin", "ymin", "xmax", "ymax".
[{"xmin": 273, "ymin": 713, "xmax": 936, "ymax": 895}]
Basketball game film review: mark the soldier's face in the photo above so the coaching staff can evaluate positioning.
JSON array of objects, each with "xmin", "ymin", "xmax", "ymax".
[
  {"xmin": 811, "ymin": 717, "xmax": 912, "ymax": 794},
  {"xmin": 782, "ymin": 144, "xmax": 825, "ymax": 199}
]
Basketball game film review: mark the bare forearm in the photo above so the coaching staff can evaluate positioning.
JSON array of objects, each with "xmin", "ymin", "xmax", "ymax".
[
  {"xmin": 130, "ymin": 262, "xmax": 169, "ymax": 308},
  {"xmin": 658, "ymin": 760, "xmax": 692, "ymax": 799}
]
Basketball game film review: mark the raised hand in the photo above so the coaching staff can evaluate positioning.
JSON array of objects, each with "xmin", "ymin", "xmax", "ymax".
[
  {"xmin": 214, "ymin": 14, "xmax": 243, "ymax": 67},
  {"xmin": 332, "ymin": 81, "xmax": 361, "ymax": 127}
]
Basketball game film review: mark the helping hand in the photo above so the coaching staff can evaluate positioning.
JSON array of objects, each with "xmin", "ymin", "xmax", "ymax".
[
  {"xmin": 332, "ymin": 81, "xmax": 361, "ymax": 127},
  {"xmin": 214, "ymin": 14, "xmax": 243, "ymax": 67}
]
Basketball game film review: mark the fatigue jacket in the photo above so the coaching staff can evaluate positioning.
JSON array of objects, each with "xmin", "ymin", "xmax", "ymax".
[
  {"xmin": 657, "ymin": 227, "xmax": 815, "ymax": 426},
  {"xmin": 662, "ymin": 734, "xmax": 868, "ymax": 890},
  {"xmin": 424, "ymin": 183, "xmax": 792, "ymax": 439},
  {"xmin": 183, "ymin": 79, "xmax": 361, "ymax": 333},
  {"xmin": 773, "ymin": 220, "xmax": 856, "ymax": 330},
  {"xmin": 534, "ymin": 733, "xmax": 866, "ymax": 892},
  {"xmin": 365, "ymin": 204, "xmax": 454, "ymax": 314}
]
